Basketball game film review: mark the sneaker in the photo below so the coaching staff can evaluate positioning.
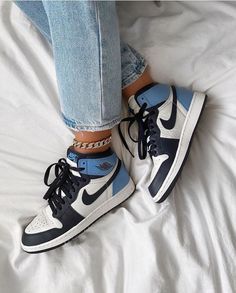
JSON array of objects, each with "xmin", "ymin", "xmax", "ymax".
[
  {"xmin": 119, "ymin": 83, "xmax": 206, "ymax": 203},
  {"xmin": 21, "ymin": 148, "xmax": 135, "ymax": 253}
]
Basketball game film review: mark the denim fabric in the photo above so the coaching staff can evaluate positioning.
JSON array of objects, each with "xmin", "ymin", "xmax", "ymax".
[{"xmin": 15, "ymin": 1, "xmax": 147, "ymax": 131}]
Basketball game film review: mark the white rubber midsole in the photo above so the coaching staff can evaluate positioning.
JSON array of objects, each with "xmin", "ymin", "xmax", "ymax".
[
  {"xmin": 22, "ymin": 179, "xmax": 135, "ymax": 252},
  {"xmin": 152, "ymin": 91, "xmax": 206, "ymax": 202}
]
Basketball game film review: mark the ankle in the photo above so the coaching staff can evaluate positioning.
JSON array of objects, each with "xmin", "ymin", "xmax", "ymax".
[{"xmin": 122, "ymin": 67, "xmax": 154, "ymax": 99}]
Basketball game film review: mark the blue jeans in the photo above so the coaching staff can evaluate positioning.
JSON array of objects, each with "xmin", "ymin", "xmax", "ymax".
[{"xmin": 15, "ymin": 1, "xmax": 147, "ymax": 131}]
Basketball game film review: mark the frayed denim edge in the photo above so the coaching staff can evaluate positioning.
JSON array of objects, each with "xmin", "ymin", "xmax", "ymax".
[{"xmin": 62, "ymin": 113, "xmax": 121, "ymax": 131}]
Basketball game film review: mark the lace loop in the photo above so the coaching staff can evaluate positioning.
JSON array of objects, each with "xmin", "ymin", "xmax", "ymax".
[
  {"xmin": 118, "ymin": 103, "xmax": 159, "ymax": 160},
  {"xmin": 43, "ymin": 158, "xmax": 85, "ymax": 215}
]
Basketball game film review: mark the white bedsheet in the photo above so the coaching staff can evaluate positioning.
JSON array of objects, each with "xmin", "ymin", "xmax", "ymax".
[{"xmin": 0, "ymin": 1, "xmax": 236, "ymax": 292}]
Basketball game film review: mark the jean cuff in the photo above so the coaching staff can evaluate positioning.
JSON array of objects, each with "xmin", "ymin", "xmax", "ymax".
[
  {"xmin": 122, "ymin": 58, "xmax": 148, "ymax": 90},
  {"xmin": 62, "ymin": 113, "xmax": 121, "ymax": 131}
]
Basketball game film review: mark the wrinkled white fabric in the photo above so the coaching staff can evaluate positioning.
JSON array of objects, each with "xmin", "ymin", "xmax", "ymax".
[{"xmin": 0, "ymin": 1, "xmax": 236, "ymax": 293}]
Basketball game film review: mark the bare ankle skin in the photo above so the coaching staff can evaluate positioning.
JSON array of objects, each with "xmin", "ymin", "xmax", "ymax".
[{"xmin": 122, "ymin": 67, "xmax": 154, "ymax": 100}]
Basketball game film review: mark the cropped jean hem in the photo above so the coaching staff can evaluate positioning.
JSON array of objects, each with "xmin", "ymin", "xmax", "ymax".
[
  {"xmin": 122, "ymin": 58, "xmax": 148, "ymax": 90},
  {"xmin": 62, "ymin": 113, "xmax": 121, "ymax": 131}
]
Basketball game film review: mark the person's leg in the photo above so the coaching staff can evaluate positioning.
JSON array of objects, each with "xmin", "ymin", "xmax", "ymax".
[
  {"xmin": 15, "ymin": 0, "xmax": 154, "ymax": 150},
  {"xmin": 15, "ymin": 1, "xmax": 150, "ymax": 114},
  {"xmin": 14, "ymin": 1, "xmax": 153, "ymax": 115},
  {"xmin": 15, "ymin": 0, "xmax": 121, "ymax": 154},
  {"xmin": 16, "ymin": 1, "xmax": 135, "ymax": 253}
]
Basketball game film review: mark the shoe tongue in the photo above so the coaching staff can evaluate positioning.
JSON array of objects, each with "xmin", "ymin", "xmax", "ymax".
[
  {"xmin": 67, "ymin": 148, "xmax": 116, "ymax": 177},
  {"xmin": 128, "ymin": 83, "xmax": 170, "ymax": 113}
]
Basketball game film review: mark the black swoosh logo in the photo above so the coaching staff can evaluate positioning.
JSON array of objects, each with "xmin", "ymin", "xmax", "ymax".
[
  {"xmin": 160, "ymin": 86, "xmax": 177, "ymax": 130},
  {"xmin": 148, "ymin": 137, "xmax": 179, "ymax": 200},
  {"xmin": 82, "ymin": 160, "xmax": 121, "ymax": 205}
]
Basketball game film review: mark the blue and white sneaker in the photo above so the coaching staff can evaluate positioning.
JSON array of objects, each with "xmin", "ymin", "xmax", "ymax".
[
  {"xmin": 21, "ymin": 148, "xmax": 135, "ymax": 253},
  {"xmin": 119, "ymin": 83, "xmax": 206, "ymax": 203}
]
